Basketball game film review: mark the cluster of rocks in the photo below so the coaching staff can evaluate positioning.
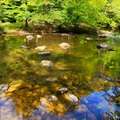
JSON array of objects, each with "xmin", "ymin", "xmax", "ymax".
[
  {"xmin": 24, "ymin": 35, "xmax": 71, "ymax": 67},
  {"xmin": 86, "ymin": 31, "xmax": 120, "ymax": 52},
  {"xmin": 20, "ymin": 35, "xmax": 71, "ymax": 68},
  {"xmin": 43, "ymin": 77, "xmax": 79, "ymax": 103},
  {"xmin": 48, "ymin": 93, "xmax": 79, "ymax": 104},
  {"xmin": 24, "ymin": 34, "xmax": 78, "ymax": 104},
  {"xmin": 48, "ymin": 87, "xmax": 79, "ymax": 104}
]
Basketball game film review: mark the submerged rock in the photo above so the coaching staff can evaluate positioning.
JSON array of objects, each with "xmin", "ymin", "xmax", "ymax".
[
  {"xmin": 59, "ymin": 42, "xmax": 70, "ymax": 50},
  {"xmin": 40, "ymin": 60, "xmax": 53, "ymax": 68},
  {"xmin": 58, "ymin": 87, "xmax": 68, "ymax": 93},
  {"xmin": 86, "ymin": 37, "xmax": 93, "ymax": 40},
  {"xmin": 35, "ymin": 46, "xmax": 46, "ymax": 51},
  {"xmin": 113, "ymin": 87, "xmax": 120, "ymax": 96},
  {"xmin": 46, "ymin": 77, "xmax": 57, "ymax": 82},
  {"xmin": 19, "ymin": 45, "xmax": 27, "ymax": 49},
  {"xmin": 117, "ymin": 88, "xmax": 120, "ymax": 93},
  {"xmin": 7, "ymin": 80, "xmax": 32, "ymax": 93},
  {"xmin": 98, "ymin": 74, "xmax": 115, "ymax": 82},
  {"xmin": 0, "ymin": 84, "xmax": 9, "ymax": 94}
]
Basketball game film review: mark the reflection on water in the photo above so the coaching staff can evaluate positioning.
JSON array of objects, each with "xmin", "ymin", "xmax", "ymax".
[{"xmin": 0, "ymin": 34, "xmax": 120, "ymax": 120}]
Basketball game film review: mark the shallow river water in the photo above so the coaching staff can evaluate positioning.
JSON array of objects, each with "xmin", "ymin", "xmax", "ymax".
[{"xmin": 0, "ymin": 33, "xmax": 120, "ymax": 120}]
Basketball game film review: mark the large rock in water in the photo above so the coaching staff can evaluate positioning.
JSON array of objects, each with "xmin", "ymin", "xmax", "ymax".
[
  {"xmin": 40, "ymin": 60, "xmax": 53, "ymax": 67},
  {"xmin": 96, "ymin": 43, "xmax": 108, "ymax": 49},
  {"xmin": 59, "ymin": 42, "xmax": 70, "ymax": 50},
  {"xmin": 96, "ymin": 43, "xmax": 114, "ymax": 51}
]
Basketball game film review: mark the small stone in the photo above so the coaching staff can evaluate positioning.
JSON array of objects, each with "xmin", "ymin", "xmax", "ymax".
[
  {"xmin": 59, "ymin": 42, "xmax": 70, "ymax": 50},
  {"xmin": 19, "ymin": 45, "xmax": 27, "ymax": 49},
  {"xmin": 38, "ymin": 52, "xmax": 50, "ymax": 56},
  {"xmin": 48, "ymin": 95, "xmax": 57, "ymax": 101},
  {"xmin": 61, "ymin": 33, "xmax": 71, "ymax": 37},
  {"xmin": 96, "ymin": 43, "xmax": 108, "ymax": 49},
  {"xmin": 117, "ymin": 87, "xmax": 120, "ymax": 92},
  {"xmin": 35, "ymin": 46, "xmax": 46, "ymax": 51},
  {"xmin": 46, "ymin": 78, "xmax": 57, "ymax": 82},
  {"xmin": 36, "ymin": 35, "xmax": 42, "ymax": 38},
  {"xmin": 40, "ymin": 60, "xmax": 53, "ymax": 67},
  {"xmin": 58, "ymin": 87, "xmax": 68, "ymax": 93},
  {"xmin": 0, "ymin": 84, "xmax": 9, "ymax": 94},
  {"xmin": 26, "ymin": 35, "xmax": 34, "ymax": 40},
  {"xmin": 86, "ymin": 37, "xmax": 93, "ymax": 40},
  {"xmin": 68, "ymin": 94, "xmax": 79, "ymax": 103}
]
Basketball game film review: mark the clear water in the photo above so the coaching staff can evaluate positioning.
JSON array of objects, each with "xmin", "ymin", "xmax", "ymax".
[{"xmin": 0, "ymin": 33, "xmax": 119, "ymax": 120}]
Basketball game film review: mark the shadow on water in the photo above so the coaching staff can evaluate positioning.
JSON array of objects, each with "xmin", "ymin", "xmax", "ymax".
[{"xmin": 0, "ymin": 34, "xmax": 120, "ymax": 120}]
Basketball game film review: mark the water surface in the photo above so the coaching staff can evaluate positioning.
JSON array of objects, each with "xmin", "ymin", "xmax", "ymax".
[{"xmin": 0, "ymin": 33, "xmax": 120, "ymax": 120}]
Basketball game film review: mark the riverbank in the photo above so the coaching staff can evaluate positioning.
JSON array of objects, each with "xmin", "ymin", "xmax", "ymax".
[
  {"xmin": 1, "ymin": 22, "xmax": 119, "ymax": 37},
  {"xmin": 1, "ymin": 22, "xmax": 98, "ymax": 36}
]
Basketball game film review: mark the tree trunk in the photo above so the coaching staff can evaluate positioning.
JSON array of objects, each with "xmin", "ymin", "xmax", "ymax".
[{"xmin": 25, "ymin": 18, "xmax": 29, "ymax": 28}]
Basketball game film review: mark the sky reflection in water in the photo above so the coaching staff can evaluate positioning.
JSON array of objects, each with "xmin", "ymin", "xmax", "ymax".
[{"xmin": 0, "ymin": 34, "xmax": 119, "ymax": 120}]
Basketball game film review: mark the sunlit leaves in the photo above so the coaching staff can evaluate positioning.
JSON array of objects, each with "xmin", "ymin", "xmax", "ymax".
[{"xmin": 0, "ymin": 0, "xmax": 120, "ymax": 30}]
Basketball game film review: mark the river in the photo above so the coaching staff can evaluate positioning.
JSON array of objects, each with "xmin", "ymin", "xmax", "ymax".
[{"xmin": 0, "ymin": 33, "xmax": 120, "ymax": 120}]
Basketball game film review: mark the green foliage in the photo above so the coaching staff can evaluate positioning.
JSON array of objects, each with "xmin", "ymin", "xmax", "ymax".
[
  {"xmin": 0, "ymin": 0, "xmax": 120, "ymax": 31},
  {"xmin": 101, "ymin": 37, "xmax": 120, "ymax": 78}
]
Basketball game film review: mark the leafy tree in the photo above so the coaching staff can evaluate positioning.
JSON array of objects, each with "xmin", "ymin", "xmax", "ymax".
[
  {"xmin": 0, "ymin": 0, "xmax": 120, "ymax": 31},
  {"xmin": 106, "ymin": 0, "xmax": 120, "ymax": 30}
]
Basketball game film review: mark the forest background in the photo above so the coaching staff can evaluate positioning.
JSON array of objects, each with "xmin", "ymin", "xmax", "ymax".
[{"xmin": 0, "ymin": 0, "xmax": 120, "ymax": 34}]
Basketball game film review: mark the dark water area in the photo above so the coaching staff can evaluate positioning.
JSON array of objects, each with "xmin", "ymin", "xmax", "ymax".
[{"xmin": 0, "ymin": 33, "xmax": 120, "ymax": 120}]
